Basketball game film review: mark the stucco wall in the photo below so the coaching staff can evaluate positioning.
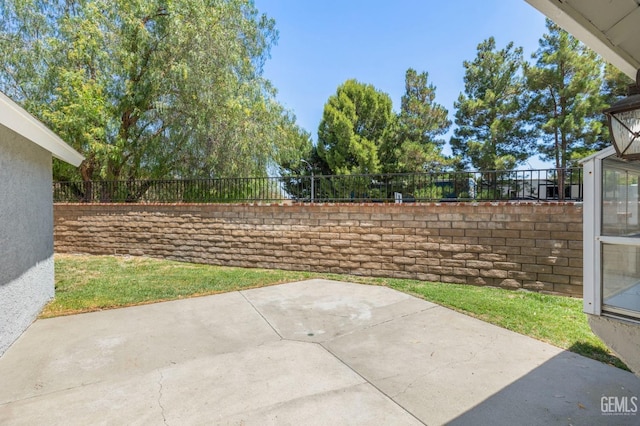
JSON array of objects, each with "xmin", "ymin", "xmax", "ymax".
[
  {"xmin": 0, "ymin": 126, "xmax": 54, "ymax": 357},
  {"xmin": 54, "ymin": 202, "xmax": 583, "ymax": 296}
]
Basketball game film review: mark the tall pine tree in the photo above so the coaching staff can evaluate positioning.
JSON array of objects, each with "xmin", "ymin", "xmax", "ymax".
[
  {"xmin": 526, "ymin": 19, "xmax": 605, "ymax": 169},
  {"xmin": 381, "ymin": 69, "xmax": 450, "ymax": 173},
  {"xmin": 451, "ymin": 37, "xmax": 535, "ymax": 171}
]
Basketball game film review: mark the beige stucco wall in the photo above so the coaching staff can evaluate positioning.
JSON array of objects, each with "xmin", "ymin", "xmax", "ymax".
[{"xmin": 0, "ymin": 125, "xmax": 54, "ymax": 357}]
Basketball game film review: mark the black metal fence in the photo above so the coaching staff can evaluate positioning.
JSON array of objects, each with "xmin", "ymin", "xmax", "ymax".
[{"xmin": 53, "ymin": 167, "xmax": 583, "ymax": 203}]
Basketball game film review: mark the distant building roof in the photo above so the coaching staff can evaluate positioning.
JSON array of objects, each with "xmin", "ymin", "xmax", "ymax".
[{"xmin": 0, "ymin": 91, "xmax": 84, "ymax": 167}]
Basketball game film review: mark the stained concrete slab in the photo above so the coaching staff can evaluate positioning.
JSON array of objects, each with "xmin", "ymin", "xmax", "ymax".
[
  {"xmin": 0, "ymin": 291, "xmax": 279, "ymax": 404},
  {"xmin": 323, "ymin": 305, "xmax": 632, "ymax": 425},
  {"xmin": 0, "ymin": 279, "xmax": 639, "ymax": 425},
  {"xmin": 1, "ymin": 340, "xmax": 419, "ymax": 425},
  {"xmin": 242, "ymin": 280, "xmax": 436, "ymax": 342},
  {"xmin": 216, "ymin": 382, "xmax": 420, "ymax": 425}
]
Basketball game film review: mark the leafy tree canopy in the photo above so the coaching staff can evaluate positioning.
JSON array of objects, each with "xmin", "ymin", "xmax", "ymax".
[{"xmin": 0, "ymin": 0, "xmax": 306, "ymax": 181}]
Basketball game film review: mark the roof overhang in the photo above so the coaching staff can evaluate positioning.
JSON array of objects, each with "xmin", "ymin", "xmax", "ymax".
[
  {"xmin": 525, "ymin": 0, "xmax": 640, "ymax": 80},
  {"xmin": 0, "ymin": 91, "xmax": 84, "ymax": 167}
]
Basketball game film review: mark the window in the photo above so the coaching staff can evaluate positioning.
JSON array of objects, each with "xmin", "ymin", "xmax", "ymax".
[
  {"xmin": 600, "ymin": 157, "xmax": 640, "ymax": 319},
  {"xmin": 602, "ymin": 159, "xmax": 640, "ymax": 237},
  {"xmin": 602, "ymin": 244, "xmax": 640, "ymax": 317}
]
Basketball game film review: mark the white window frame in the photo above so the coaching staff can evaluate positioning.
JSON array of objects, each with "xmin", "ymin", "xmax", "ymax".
[
  {"xmin": 585, "ymin": 151, "xmax": 640, "ymax": 321},
  {"xmin": 583, "ymin": 157, "xmax": 601, "ymax": 315}
]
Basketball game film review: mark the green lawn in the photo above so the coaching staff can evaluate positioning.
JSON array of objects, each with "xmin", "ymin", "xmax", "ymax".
[
  {"xmin": 48, "ymin": 254, "xmax": 316, "ymax": 316},
  {"xmin": 49, "ymin": 254, "xmax": 628, "ymax": 371}
]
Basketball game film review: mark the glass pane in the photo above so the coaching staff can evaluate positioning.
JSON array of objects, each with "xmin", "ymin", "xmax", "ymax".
[
  {"xmin": 602, "ymin": 157, "xmax": 640, "ymax": 236},
  {"xmin": 602, "ymin": 243, "xmax": 640, "ymax": 316},
  {"xmin": 610, "ymin": 110, "xmax": 640, "ymax": 157}
]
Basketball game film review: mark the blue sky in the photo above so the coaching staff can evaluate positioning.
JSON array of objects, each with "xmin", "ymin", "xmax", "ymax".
[{"xmin": 253, "ymin": 0, "xmax": 552, "ymax": 168}]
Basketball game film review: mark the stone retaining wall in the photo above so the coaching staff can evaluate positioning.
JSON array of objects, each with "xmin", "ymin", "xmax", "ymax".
[{"xmin": 53, "ymin": 202, "xmax": 583, "ymax": 296}]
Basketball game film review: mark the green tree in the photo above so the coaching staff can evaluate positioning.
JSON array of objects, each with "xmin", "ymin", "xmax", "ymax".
[
  {"xmin": 316, "ymin": 79, "xmax": 394, "ymax": 175},
  {"xmin": 451, "ymin": 37, "xmax": 536, "ymax": 171},
  {"xmin": 526, "ymin": 19, "xmax": 606, "ymax": 169},
  {"xmin": 0, "ymin": 0, "xmax": 304, "ymax": 183},
  {"xmin": 603, "ymin": 64, "xmax": 636, "ymax": 100},
  {"xmin": 276, "ymin": 123, "xmax": 315, "ymax": 200},
  {"xmin": 381, "ymin": 68, "xmax": 451, "ymax": 173}
]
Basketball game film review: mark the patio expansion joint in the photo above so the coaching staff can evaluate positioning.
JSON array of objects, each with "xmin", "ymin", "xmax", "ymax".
[
  {"xmin": 238, "ymin": 291, "xmax": 284, "ymax": 340},
  {"xmin": 318, "ymin": 342, "xmax": 427, "ymax": 426}
]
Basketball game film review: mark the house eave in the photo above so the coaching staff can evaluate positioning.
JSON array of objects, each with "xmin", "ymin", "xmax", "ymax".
[
  {"xmin": 525, "ymin": 0, "xmax": 640, "ymax": 81},
  {"xmin": 0, "ymin": 91, "xmax": 84, "ymax": 167}
]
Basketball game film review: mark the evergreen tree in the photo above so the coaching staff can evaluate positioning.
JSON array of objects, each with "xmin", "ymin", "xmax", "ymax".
[
  {"xmin": 381, "ymin": 69, "xmax": 450, "ymax": 173},
  {"xmin": 317, "ymin": 79, "xmax": 394, "ymax": 175},
  {"xmin": 451, "ymin": 37, "xmax": 536, "ymax": 171},
  {"xmin": 526, "ymin": 19, "xmax": 606, "ymax": 168}
]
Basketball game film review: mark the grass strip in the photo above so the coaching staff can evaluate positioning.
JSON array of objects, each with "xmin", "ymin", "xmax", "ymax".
[
  {"xmin": 48, "ymin": 254, "xmax": 628, "ymax": 371},
  {"xmin": 47, "ymin": 254, "xmax": 315, "ymax": 317}
]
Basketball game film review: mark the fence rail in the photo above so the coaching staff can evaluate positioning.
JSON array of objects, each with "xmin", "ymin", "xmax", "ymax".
[{"xmin": 53, "ymin": 168, "xmax": 583, "ymax": 203}]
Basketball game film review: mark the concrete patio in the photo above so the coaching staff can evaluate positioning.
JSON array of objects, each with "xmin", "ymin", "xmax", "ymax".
[{"xmin": 0, "ymin": 279, "xmax": 638, "ymax": 425}]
